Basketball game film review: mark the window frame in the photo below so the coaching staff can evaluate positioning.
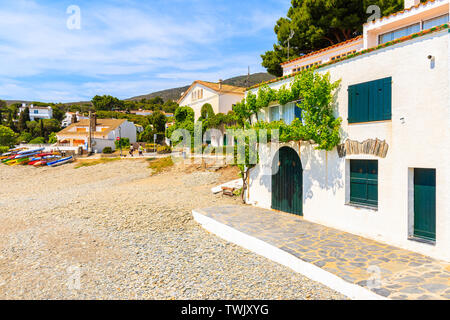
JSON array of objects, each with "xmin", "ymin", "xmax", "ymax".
[
  {"xmin": 378, "ymin": 13, "xmax": 449, "ymax": 45},
  {"xmin": 349, "ymin": 159, "xmax": 379, "ymax": 208}
]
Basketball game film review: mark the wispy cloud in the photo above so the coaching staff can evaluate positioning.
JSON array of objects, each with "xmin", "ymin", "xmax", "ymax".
[{"xmin": 0, "ymin": 0, "xmax": 290, "ymax": 102}]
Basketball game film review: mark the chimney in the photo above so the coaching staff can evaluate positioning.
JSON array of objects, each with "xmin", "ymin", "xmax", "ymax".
[
  {"xmin": 218, "ymin": 79, "xmax": 223, "ymax": 90},
  {"xmin": 404, "ymin": 0, "xmax": 420, "ymax": 9}
]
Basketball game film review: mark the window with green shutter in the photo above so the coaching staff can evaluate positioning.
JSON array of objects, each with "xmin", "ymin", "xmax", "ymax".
[
  {"xmin": 350, "ymin": 160, "xmax": 378, "ymax": 208},
  {"xmin": 348, "ymin": 77, "xmax": 392, "ymax": 123}
]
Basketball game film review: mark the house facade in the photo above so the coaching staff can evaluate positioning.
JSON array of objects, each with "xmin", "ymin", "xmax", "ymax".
[
  {"xmin": 18, "ymin": 104, "xmax": 53, "ymax": 121},
  {"xmin": 178, "ymin": 80, "xmax": 245, "ymax": 146},
  {"xmin": 245, "ymin": 0, "xmax": 450, "ymax": 261},
  {"xmin": 56, "ymin": 118, "xmax": 137, "ymax": 153},
  {"xmin": 61, "ymin": 111, "xmax": 89, "ymax": 127}
]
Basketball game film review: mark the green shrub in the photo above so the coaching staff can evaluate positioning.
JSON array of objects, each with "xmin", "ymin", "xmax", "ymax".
[
  {"xmin": 15, "ymin": 131, "xmax": 32, "ymax": 144},
  {"xmin": 0, "ymin": 125, "xmax": 16, "ymax": 146},
  {"xmin": 156, "ymin": 145, "xmax": 172, "ymax": 154},
  {"xmin": 0, "ymin": 146, "xmax": 9, "ymax": 154},
  {"xmin": 48, "ymin": 132, "xmax": 57, "ymax": 144},
  {"xmin": 103, "ymin": 147, "xmax": 113, "ymax": 154},
  {"xmin": 29, "ymin": 136, "xmax": 45, "ymax": 144},
  {"xmin": 115, "ymin": 137, "xmax": 130, "ymax": 149}
]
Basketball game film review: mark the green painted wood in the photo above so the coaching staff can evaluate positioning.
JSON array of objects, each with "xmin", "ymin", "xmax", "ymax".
[
  {"xmin": 272, "ymin": 147, "xmax": 303, "ymax": 216},
  {"xmin": 350, "ymin": 160, "xmax": 378, "ymax": 207},
  {"xmin": 348, "ymin": 77, "xmax": 392, "ymax": 123},
  {"xmin": 414, "ymin": 168, "xmax": 436, "ymax": 241}
]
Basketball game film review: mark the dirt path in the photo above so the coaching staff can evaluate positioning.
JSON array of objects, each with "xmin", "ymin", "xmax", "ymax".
[{"xmin": 0, "ymin": 159, "xmax": 345, "ymax": 299}]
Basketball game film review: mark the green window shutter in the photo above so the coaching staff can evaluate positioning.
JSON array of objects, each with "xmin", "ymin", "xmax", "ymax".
[
  {"xmin": 348, "ymin": 86, "xmax": 356, "ymax": 123},
  {"xmin": 350, "ymin": 160, "xmax": 378, "ymax": 207},
  {"xmin": 356, "ymin": 83, "xmax": 369, "ymax": 123},
  {"xmin": 382, "ymin": 77, "xmax": 392, "ymax": 120},
  {"xmin": 348, "ymin": 77, "xmax": 392, "ymax": 123}
]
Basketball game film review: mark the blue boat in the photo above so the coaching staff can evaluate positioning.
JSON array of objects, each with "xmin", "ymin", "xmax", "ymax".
[
  {"xmin": 47, "ymin": 156, "xmax": 73, "ymax": 167},
  {"xmin": 17, "ymin": 148, "xmax": 44, "ymax": 155}
]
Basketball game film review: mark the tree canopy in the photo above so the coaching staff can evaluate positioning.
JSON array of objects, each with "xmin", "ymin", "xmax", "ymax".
[
  {"xmin": 0, "ymin": 125, "xmax": 16, "ymax": 147},
  {"xmin": 91, "ymin": 95, "xmax": 124, "ymax": 111},
  {"xmin": 262, "ymin": 0, "xmax": 409, "ymax": 76}
]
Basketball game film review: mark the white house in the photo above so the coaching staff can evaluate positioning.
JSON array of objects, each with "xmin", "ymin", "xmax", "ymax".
[
  {"xmin": 245, "ymin": 0, "xmax": 450, "ymax": 261},
  {"xmin": 61, "ymin": 111, "xmax": 89, "ymax": 127},
  {"xmin": 56, "ymin": 118, "xmax": 137, "ymax": 153},
  {"xmin": 178, "ymin": 80, "xmax": 245, "ymax": 146},
  {"xmin": 18, "ymin": 103, "xmax": 53, "ymax": 121}
]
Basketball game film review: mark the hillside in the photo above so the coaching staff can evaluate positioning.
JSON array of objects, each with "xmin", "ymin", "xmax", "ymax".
[
  {"xmin": 127, "ymin": 72, "xmax": 275, "ymax": 102},
  {"xmin": 2, "ymin": 72, "xmax": 275, "ymax": 106}
]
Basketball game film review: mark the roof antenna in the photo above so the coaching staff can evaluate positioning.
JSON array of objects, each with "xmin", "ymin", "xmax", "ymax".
[{"xmin": 285, "ymin": 29, "xmax": 295, "ymax": 60}]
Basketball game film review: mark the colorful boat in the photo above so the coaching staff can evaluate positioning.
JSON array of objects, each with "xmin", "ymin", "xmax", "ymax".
[
  {"xmin": 47, "ymin": 156, "xmax": 73, "ymax": 167},
  {"xmin": 16, "ymin": 148, "xmax": 44, "ymax": 155}
]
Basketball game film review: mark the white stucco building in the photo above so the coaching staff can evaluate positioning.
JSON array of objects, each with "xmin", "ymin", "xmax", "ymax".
[
  {"xmin": 56, "ymin": 118, "xmax": 137, "ymax": 153},
  {"xmin": 178, "ymin": 80, "xmax": 245, "ymax": 146},
  {"xmin": 61, "ymin": 111, "xmax": 89, "ymax": 127},
  {"xmin": 244, "ymin": 0, "xmax": 450, "ymax": 261},
  {"xmin": 18, "ymin": 103, "xmax": 53, "ymax": 121}
]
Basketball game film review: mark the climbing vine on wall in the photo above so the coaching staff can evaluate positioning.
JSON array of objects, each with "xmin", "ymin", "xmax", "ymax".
[{"xmin": 234, "ymin": 69, "xmax": 342, "ymax": 151}]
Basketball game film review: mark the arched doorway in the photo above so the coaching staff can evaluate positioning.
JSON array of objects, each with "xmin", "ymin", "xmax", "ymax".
[{"xmin": 271, "ymin": 146, "xmax": 303, "ymax": 216}]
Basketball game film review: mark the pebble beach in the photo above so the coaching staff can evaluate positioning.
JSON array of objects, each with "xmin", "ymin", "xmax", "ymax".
[{"xmin": 0, "ymin": 158, "xmax": 345, "ymax": 299}]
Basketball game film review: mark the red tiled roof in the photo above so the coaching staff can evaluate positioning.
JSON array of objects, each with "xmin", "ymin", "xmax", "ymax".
[
  {"xmin": 249, "ymin": 23, "xmax": 449, "ymax": 90},
  {"xmin": 280, "ymin": 36, "xmax": 363, "ymax": 66},
  {"xmin": 364, "ymin": 0, "xmax": 440, "ymax": 26}
]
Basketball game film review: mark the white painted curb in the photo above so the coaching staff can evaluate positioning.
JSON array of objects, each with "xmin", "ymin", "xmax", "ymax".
[{"xmin": 193, "ymin": 210, "xmax": 388, "ymax": 300}]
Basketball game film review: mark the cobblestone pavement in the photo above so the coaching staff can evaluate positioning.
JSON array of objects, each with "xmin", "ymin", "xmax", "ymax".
[{"xmin": 195, "ymin": 205, "xmax": 450, "ymax": 300}]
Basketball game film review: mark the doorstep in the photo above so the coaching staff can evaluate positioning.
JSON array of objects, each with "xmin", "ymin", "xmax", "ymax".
[{"xmin": 193, "ymin": 205, "xmax": 450, "ymax": 300}]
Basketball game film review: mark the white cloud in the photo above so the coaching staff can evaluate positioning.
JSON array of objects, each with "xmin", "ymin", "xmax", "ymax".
[{"xmin": 0, "ymin": 0, "xmax": 288, "ymax": 101}]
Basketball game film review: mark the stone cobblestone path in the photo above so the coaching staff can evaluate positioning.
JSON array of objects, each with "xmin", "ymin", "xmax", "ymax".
[{"xmin": 195, "ymin": 205, "xmax": 450, "ymax": 300}]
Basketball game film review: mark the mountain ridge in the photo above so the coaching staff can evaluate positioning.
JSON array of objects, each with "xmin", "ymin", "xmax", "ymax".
[{"xmin": 3, "ymin": 72, "xmax": 275, "ymax": 106}]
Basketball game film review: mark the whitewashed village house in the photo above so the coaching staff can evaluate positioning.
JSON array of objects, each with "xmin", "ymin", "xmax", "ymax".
[
  {"xmin": 18, "ymin": 103, "xmax": 53, "ymax": 121},
  {"xmin": 61, "ymin": 111, "xmax": 89, "ymax": 127},
  {"xmin": 245, "ymin": 0, "xmax": 450, "ymax": 261},
  {"xmin": 56, "ymin": 118, "xmax": 137, "ymax": 153},
  {"xmin": 178, "ymin": 80, "xmax": 245, "ymax": 146}
]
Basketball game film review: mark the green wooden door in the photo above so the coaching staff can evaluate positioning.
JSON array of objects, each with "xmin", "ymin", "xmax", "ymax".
[
  {"xmin": 272, "ymin": 147, "xmax": 303, "ymax": 216},
  {"xmin": 414, "ymin": 168, "xmax": 436, "ymax": 241}
]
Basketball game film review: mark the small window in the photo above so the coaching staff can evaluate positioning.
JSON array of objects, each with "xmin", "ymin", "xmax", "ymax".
[
  {"xmin": 350, "ymin": 160, "xmax": 378, "ymax": 208},
  {"xmin": 34, "ymin": 110, "xmax": 39, "ymax": 114},
  {"xmin": 423, "ymin": 13, "xmax": 449, "ymax": 30},
  {"xmin": 257, "ymin": 111, "xmax": 265, "ymax": 122},
  {"xmin": 270, "ymin": 106, "xmax": 280, "ymax": 122}
]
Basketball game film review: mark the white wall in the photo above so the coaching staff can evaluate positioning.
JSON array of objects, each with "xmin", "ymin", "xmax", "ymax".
[
  {"xmin": 248, "ymin": 31, "xmax": 450, "ymax": 261},
  {"xmin": 109, "ymin": 120, "xmax": 137, "ymax": 144},
  {"xmin": 179, "ymin": 83, "xmax": 243, "ymax": 120}
]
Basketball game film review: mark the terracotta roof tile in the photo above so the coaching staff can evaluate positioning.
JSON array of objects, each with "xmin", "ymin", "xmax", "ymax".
[
  {"xmin": 280, "ymin": 36, "xmax": 363, "ymax": 66},
  {"xmin": 178, "ymin": 80, "xmax": 245, "ymax": 104},
  {"xmin": 364, "ymin": 0, "xmax": 439, "ymax": 26},
  {"xmin": 57, "ymin": 118, "xmax": 126, "ymax": 138}
]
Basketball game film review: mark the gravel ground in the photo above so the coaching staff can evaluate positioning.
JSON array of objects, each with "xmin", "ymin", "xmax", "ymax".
[{"xmin": 0, "ymin": 158, "xmax": 345, "ymax": 299}]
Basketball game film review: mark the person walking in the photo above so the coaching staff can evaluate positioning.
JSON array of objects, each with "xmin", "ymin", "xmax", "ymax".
[
  {"xmin": 129, "ymin": 145, "xmax": 134, "ymax": 157},
  {"xmin": 139, "ymin": 145, "xmax": 144, "ymax": 157}
]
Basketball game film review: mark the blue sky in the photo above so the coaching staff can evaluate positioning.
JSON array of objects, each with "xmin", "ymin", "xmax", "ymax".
[{"xmin": 0, "ymin": 0, "xmax": 290, "ymax": 102}]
